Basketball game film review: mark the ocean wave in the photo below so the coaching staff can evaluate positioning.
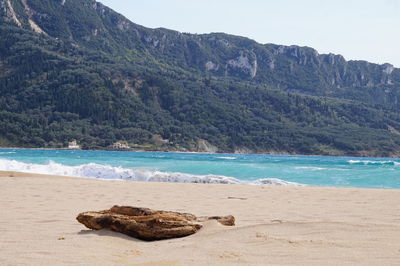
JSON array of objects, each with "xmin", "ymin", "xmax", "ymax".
[
  {"xmin": 216, "ymin": 156, "xmax": 237, "ymax": 160},
  {"xmin": 294, "ymin": 166, "xmax": 327, "ymax": 171},
  {"xmin": 0, "ymin": 152, "xmax": 16, "ymax": 154},
  {"xmin": 0, "ymin": 158, "xmax": 303, "ymax": 186},
  {"xmin": 253, "ymin": 178, "xmax": 305, "ymax": 186},
  {"xmin": 347, "ymin": 160, "xmax": 400, "ymax": 166}
]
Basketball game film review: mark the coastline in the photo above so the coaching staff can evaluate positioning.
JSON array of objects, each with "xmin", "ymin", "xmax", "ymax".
[
  {"xmin": 1, "ymin": 149, "xmax": 400, "ymax": 189},
  {"xmin": 1, "ymin": 146, "xmax": 400, "ymax": 159},
  {"xmin": 1, "ymin": 171, "xmax": 400, "ymax": 265}
]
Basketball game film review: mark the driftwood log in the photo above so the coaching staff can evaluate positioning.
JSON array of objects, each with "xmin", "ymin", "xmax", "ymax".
[{"xmin": 77, "ymin": 205, "xmax": 235, "ymax": 241}]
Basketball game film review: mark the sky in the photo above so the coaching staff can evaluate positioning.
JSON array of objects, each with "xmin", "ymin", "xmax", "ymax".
[{"xmin": 99, "ymin": 0, "xmax": 400, "ymax": 67}]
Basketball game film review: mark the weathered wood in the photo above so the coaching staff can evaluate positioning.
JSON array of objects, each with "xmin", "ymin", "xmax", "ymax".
[
  {"xmin": 77, "ymin": 205, "xmax": 235, "ymax": 241},
  {"xmin": 198, "ymin": 215, "xmax": 236, "ymax": 226}
]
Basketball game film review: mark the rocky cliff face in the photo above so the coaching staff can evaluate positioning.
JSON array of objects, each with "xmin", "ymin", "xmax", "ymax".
[
  {"xmin": 1, "ymin": 0, "xmax": 22, "ymax": 26},
  {"xmin": 2, "ymin": 0, "xmax": 398, "ymax": 98}
]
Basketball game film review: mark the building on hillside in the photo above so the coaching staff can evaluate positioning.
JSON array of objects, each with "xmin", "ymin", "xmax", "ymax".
[
  {"xmin": 68, "ymin": 140, "xmax": 81, "ymax": 149},
  {"xmin": 112, "ymin": 141, "xmax": 130, "ymax": 149}
]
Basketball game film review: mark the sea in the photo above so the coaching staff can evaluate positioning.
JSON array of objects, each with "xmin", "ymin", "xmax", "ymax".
[{"xmin": 0, "ymin": 148, "xmax": 399, "ymax": 189}]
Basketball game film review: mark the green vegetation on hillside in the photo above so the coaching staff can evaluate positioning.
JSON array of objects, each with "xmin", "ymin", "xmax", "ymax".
[{"xmin": 1, "ymin": 0, "xmax": 400, "ymax": 156}]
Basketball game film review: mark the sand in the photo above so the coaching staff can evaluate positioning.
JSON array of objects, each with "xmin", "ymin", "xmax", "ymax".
[{"xmin": 1, "ymin": 171, "xmax": 400, "ymax": 265}]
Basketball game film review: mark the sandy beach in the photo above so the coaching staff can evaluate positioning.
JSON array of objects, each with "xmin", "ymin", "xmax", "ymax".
[{"xmin": 1, "ymin": 171, "xmax": 400, "ymax": 265}]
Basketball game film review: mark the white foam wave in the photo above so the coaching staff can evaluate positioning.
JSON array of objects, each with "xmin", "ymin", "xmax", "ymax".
[
  {"xmin": 295, "ymin": 166, "xmax": 326, "ymax": 171},
  {"xmin": 216, "ymin": 156, "xmax": 237, "ymax": 160},
  {"xmin": 0, "ymin": 152, "xmax": 16, "ymax": 154},
  {"xmin": 347, "ymin": 160, "xmax": 400, "ymax": 166},
  {"xmin": 253, "ymin": 178, "xmax": 305, "ymax": 186},
  {"xmin": 0, "ymin": 159, "xmax": 303, "ymax": 186}
]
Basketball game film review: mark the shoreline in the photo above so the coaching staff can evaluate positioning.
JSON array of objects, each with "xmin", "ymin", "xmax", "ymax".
[
  {"xmin": 1, "ymin": 169, "xmax": 400, "ymax": 191},
  {"xmin": 1, "ymin": 146, "xmax": 400, "ymax": 159},
  {"xmin": 1, "ymin": 171, "xmax": 400, "ymax": 265},
  {"xmin": 1, "ymin": 170, "xmax": 400, "ymax": 191}
]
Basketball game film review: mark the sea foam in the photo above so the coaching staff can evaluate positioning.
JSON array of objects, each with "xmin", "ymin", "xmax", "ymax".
[
  {"xmin": 0, "ymin": 158, "xmax": 302, "ymax": 186},
  {"xmin": 294, "ymin": 166, "xmax": 327, "ymax": 171},
  {"xmin": 347, "ymin": 160, "xmax": 400, "ymax": 166},
  {"xmin": 216, "ymin": 156, "xmax": 237, "ymax": 160}
]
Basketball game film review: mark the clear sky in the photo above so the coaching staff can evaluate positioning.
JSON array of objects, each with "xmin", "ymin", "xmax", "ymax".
[{"xmin": 99, "ymin": 0, "xmax": 400, "ymax": 67}]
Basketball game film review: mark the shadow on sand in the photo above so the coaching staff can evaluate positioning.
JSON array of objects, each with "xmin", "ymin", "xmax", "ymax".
[{"xmin": 78, "ymin": 229, "xmax": 144, "ymax": 242}]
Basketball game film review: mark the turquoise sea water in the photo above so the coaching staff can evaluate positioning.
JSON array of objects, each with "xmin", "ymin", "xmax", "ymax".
[{"xmin": 0, "ymin": 148, "xmax": 399, "ymax": 189}]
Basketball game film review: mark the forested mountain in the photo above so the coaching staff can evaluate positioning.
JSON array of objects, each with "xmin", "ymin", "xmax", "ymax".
[{"xmin": 1, "ymin": 0, "xmax": 400, "ymax": 156}]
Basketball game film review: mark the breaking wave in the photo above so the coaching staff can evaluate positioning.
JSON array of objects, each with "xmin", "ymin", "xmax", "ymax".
[
  {"xmin": 216, "ymin": 156, "xmax": 237, "ymax": 160},
  {"xmin": 0, "ymin": 158, "xmax": 303, "ymax": 186},
  {"xmin": 347, "ymin": 160, "xmax": 400, "ymax": 166},
  {"xmin": 253, "ymin": 178, "xmax": 304, "ymax": 186},
  {"xmin": 294, "ymin": 166, "xmax": 327, "ymax": 171}
]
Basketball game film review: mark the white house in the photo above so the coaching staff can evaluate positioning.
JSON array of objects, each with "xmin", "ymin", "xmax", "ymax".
[
  {"xmin": 68, "ymin": 140, "xmax": 80, "ymax": 149},
  {"xmin": 112, "ymin": 141, "xmax": 130, "ymax": 149}
]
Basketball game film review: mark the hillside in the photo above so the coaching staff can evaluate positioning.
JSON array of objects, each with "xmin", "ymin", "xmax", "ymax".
[{"xmin": 1, "ymin": 0, "xmax": 400, "ymax": 156}]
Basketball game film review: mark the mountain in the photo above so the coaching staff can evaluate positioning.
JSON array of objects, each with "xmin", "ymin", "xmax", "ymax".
[{"xmin": 1, "ymin": 0, "xmax": 400, "ymax": 156}]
